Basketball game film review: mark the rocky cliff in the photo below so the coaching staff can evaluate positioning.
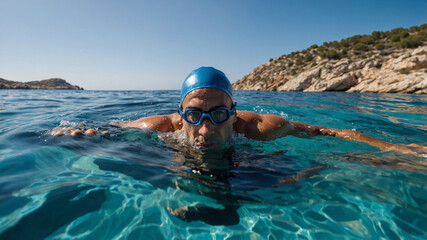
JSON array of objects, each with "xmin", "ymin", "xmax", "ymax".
[
  {"xmin": 0, "ymin": 78, "xmax": 83, "ymax": 90},
  {"xmin": 233, "ymin": 25, "xmax": 427, "ymax": 94}
]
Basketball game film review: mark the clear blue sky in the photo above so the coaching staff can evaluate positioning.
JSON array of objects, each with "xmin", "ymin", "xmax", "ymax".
[{"xmin": 1, "ymin": 0, "xmax": 426, "ymax": 90}]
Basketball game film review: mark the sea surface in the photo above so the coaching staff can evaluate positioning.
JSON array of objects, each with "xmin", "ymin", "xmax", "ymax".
[{"xmin": 0, "ymin": 90, "xmax": 426, "ymax": 240}]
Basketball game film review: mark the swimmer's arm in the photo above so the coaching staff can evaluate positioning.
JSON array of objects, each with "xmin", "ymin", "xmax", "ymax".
[
  {"xmin": 291, "ymin": 122, "xmax": 427, "ymax": 155},
  {"xmin": 240, "ymin": 113, "xmax": 388, "ymax": 142},
  {"xmin": 51, "ymin": 113, "xmax": 181, "ymax": 136},
  {"xmin": 287, "ymin": 121, "xmax": 404, "ymax": 151},
  {"xmin": 237, "ymin": 111, "xmax": 333, "ymax": 140},
  {"xmin": 317, "ymin": 127, "xmax": 427, "ymax": 154},
  {"xmin": 113, "ymin": 113, "xmax": 182, "ymax": 132},
  {"xmin": 239, "ymin": 113, "xmax": 427, "ymax": 155}
]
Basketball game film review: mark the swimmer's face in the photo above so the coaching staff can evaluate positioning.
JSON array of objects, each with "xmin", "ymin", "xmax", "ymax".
[{"xmin": 181, "ymin": 88, "xmax": 236, "ymax": 148}]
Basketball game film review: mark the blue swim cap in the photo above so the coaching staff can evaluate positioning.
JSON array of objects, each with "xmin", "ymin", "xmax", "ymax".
[{"xmin": 180, "ymin": 67, "xmax": 233, "ymax": 106}]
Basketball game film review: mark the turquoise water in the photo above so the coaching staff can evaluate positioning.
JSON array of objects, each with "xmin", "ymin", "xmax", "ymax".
[{"xmin": 0, "ymin": 90, "xmax": 426, "ymax": 239}]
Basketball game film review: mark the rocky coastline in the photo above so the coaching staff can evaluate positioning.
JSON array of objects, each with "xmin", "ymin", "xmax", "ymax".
[
  {"xmin": 0, "ymin": 78, "xmax": 83, "ymax": 90},
  {"xmin": 233, "ymin": 26, "xmax": 426, "ymax": 94}
]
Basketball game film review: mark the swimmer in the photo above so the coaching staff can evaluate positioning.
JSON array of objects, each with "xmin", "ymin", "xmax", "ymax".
[
  {"xmin": 50, "ymin": 67, "xmax": 426, "ymax": 225},
  {"xmin": 53, "ymin": 67, "xmax": 427, "ymax": 155}
]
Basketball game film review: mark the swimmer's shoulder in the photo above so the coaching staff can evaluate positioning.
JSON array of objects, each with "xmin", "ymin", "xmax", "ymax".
[
  {"xmin": 236, "ymin": 110, "xmax": 259, "ymax": 120},
  {"xmin": 170, "ymin": 113, "xmax": 184, "ymax": 131},
  {"xmin": 234, "ymin": 111, "xmax": 259, "ymax": 135},
  {"xmin": 234, "ymin": 110, "xmax": 292, "ymax": 140},
  {"xmin": 235, "ymin": 110, "xmax": 289, "ymax": 123}
]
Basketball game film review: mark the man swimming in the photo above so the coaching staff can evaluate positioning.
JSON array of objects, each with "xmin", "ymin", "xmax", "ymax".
[
  {"xmin": 52, "ymin": 66, "xmax": 426, "ymax": 155},
  {"xmin": 49, "ymin": 66, "xmax": 426, "ymax": 225}
]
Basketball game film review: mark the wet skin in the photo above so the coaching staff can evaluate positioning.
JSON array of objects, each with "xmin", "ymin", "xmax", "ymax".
[{"xmin": 180, "ymin": 88, "xmax": 236, "ymax": 148}]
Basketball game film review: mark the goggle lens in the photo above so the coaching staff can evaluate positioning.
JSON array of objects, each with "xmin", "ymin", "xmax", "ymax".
[
  {"xmin": 211, "ymin": 109, "xmax": 228, "ymax": 122},
  {"xmin": 185, "ymin": 110, "xmax": 202, "ymax": 124}
]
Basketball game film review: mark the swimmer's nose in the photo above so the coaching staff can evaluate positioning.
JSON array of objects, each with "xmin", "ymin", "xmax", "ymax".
[{"xmin": 198, "ymin": 118, "xmax": 214, "ymax": 136}]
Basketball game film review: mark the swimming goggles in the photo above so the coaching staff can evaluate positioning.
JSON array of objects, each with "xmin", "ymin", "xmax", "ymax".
[{"xmin": 178, "ymin": 105, "xmax": 236, "ymax": 125}]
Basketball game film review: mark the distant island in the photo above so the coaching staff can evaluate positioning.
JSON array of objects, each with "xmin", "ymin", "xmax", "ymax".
[
  {"xmin": 0, "ymin": 78, "xmax": 83, "ymax": 90},
  {"xmin": 233, "ymin": 24, "xmax": 427, "ymax": 94}
]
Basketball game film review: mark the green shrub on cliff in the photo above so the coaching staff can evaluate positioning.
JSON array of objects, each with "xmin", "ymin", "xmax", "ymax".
[
  {"xmin": 330, "ymin": 41, "xmax": 341, "ymax": 48},
  {"xmin": 305, "ymin": 53, "xmax": 314, "ymax": 62},
  {"xmin": 375, "ymin": 42, "xmax": 385, "ymax": 50},
  {"xmin": 399, "ymin": 35, "xmax": 424, "ymax": 48},
  {"xmin": 296, "ymin": 56, "xmax": 304, "ymax": 66},
  {"xmin": 409, "ymin": 26, "xmax": 420, "ymax": 32},
  {"xmin": 400, "ymin": 31, "xmax": 410, "ymax": 39},
  {"xmin": 348, "ymin": 35, "xmax": 363, "ymax": 44},
  {"xmin": 390, "ymin": 27, "xmax": 405, "ymax": 35},
  {"xmin": 362, "ymin": 36, "xmax": 376, "ymax": 45},
  {"xmin": 326, "ymin": 50, "xmax": 341, "ymax": 60},
  {"xmin": 391, "ymin": 34, "xmax": 401, "ymax": 42},
  {"xmin": 372, "ymin": 31, "xmax": 386, "ymax": 39},
  {"xmin": 339, "ymin": 38, "xmax": 350, "ymax": 47},
  {"xmin": 353, "ymin": 42, "xmax": 366, "ymax": 51}
]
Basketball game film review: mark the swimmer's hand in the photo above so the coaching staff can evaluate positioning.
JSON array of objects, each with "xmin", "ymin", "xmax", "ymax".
[
  {"xmin": 319, "ymin": 128, "xmax": 426, "ymax": 156},
  {"xmin": 50, "ymin": 127, "xmax": 110, "ymax": 136}
]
